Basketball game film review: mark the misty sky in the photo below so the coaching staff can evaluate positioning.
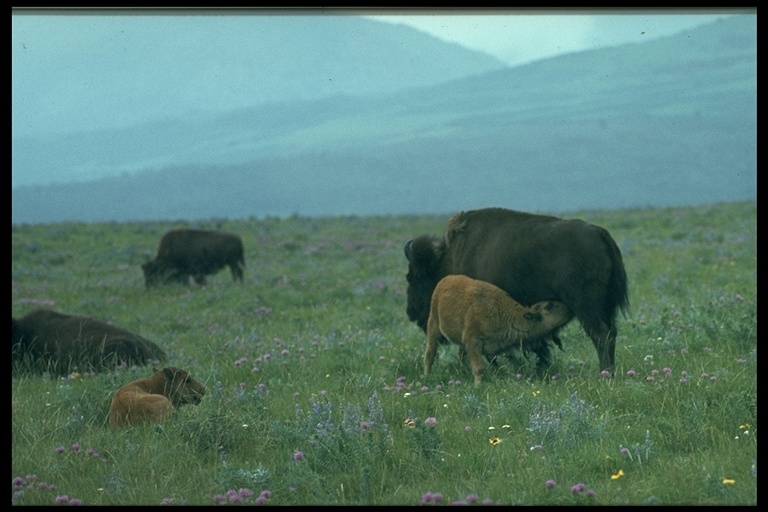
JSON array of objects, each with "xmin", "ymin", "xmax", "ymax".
[
  {"xmin": 12, "ymin": 8, "xmax": 750, "ymax": 140},
  {"xmin": 365, "ymin": 9, "xmax": 740, "ymax": 66}
]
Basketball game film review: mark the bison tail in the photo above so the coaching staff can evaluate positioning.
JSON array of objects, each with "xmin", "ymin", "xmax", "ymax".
[{"xmin": 602, "ymin": 229, "xmax": 630, "ymax": 320}]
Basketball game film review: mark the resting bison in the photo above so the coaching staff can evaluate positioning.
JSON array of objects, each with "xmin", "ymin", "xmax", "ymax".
[
  {"xmin": 107, "ymin": 366, "xmax": 205, "ymax": 429},
  {"xmin": 425, "ymin": 275, "xmax": 573, "ymax": 384},
  {"xmin": 405, "ymin": 208, "xmax": 629, "ymax": 374},
  {"xmin": 12, "ymin": 309, "xmax": 167, "ymax": 376},
  {"xmin": 142, "ymin": 229, "xmax": 245, "ymax": 287}
]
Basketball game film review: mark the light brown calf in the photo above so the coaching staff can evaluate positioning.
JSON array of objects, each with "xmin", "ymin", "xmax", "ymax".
[
  {"xmin": 424, "ymin": 274, "xmax": 572, "ymax": 384},
  {"xmin": 108, "ymin": 366, "xmax": 205, "ymax": 429}
]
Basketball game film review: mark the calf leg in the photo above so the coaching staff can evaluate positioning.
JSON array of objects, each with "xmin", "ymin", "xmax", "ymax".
[
  {"xmin": 424, "ymin": 324, "xmax": 441, "ymax": 377},
  {"xmin": 462, "ymin": 337, "xmax": 486, "ymax": 385}
]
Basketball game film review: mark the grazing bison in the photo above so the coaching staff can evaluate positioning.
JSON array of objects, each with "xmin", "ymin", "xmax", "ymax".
[
  {"xmin": 142, "ymin": 229, "xmax": 245, "ymax": 287},
  {"xmin": 12, "ymin": 309, "xmax": 167, "ymax": 376},
  {"xmin": 425, "ymin": 275, "xmax": 573, "ymax": 384},
  {"xmin": 107, "ymin": 366, "xmax": 205, "ymax": 429},
  {"xmin": 404, "ymin": 208, "xmax": 629, "ymax": 374}
]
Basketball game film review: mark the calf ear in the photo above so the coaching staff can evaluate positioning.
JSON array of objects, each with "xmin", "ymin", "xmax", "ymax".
[
  {"xmin": 523, "ymin": 312, "xmax": 543, "ymax": 321},
  {"xmin": 163, "ymin": 367, "xmax": 175, "ymax": 381}
]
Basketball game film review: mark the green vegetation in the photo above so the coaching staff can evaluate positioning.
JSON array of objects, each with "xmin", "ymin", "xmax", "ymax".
[{"xmin": 12, "ymin": 202, "xmax": 756, "ymax": 505}]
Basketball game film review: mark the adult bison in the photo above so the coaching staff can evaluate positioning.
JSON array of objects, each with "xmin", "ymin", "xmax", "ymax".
[
  {"xmin": 12, "ymin": 309, "xmax": 167, "ymax": 376},
  {"xmin": 404, "ymin": 208, "xmax": 629, "ymax": 374},
  {"xmin": 142, "ymin": 229, "xmax": 245, "ymax": 287}
]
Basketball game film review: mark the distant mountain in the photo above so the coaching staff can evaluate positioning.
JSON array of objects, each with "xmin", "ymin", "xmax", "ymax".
[
  {"xmin": 12, "ymin": 14, "xmax": 506, "ymax": 141},
  {"xmin": 12, "ymin": 15, "xmax": 756, "ymax": 224}
]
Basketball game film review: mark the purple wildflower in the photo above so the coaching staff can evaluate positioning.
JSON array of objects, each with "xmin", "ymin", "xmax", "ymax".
[
  {"xmin": 55, "ymin": 446, "xmax": 65, "ymax": 454},
  {"xmin": 55, "ymin": 495, "xmax": 69, "ymax": 504},
  {"xmin": 545, "ymin": 479, "xmax": 556, "ymax": 488},
  {"xmin": 571, "ymin": 483, "xmax": 586, "ymax": 493},
  {"xmin": 292, "ymin": 451, "xmax": 304, "ymax": 461},
  {"xmin": 425, "ymin": 417, "xmax": 438, "ymax": 426}
]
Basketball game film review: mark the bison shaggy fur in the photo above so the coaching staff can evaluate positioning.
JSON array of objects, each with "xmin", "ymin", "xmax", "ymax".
[
  {"xmin": 425, "ymin": 275, "xmax": 572, "ymax": 383},
  {"xmin": 142, "ymin": 229, "xmax": 245, "ymax": 287},
  {"xmin": 12, "ymin": 309, "xmax": 167, "ymax": 376},
  {"xmin": 107, "ymin": 366, "xmax": 205, "ymax": 429},
  {"xmin": 405, "ymin": 207, "xmax": 628, "ymax": 374}
]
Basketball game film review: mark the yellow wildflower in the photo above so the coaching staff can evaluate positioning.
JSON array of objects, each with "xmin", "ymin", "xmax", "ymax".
[
  {"xmin": 403, "ymin": 418, "xmax": 415, "ymax": 428},
  {"xmin": 489, "ymin": 437, "xmax": 501, "ymax": 446},
  {"xmin": 611, "ymin": 469, "xmax": 625, "ymax": 480},
  {"xmin": 722, "ymin": 477, "xmax": 735, "ymax": 485}
]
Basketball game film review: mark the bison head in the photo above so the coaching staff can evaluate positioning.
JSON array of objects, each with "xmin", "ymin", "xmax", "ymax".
[
  {"xmin": 403, "ymin": 235, "xmax": 444, "ymax": 332},
  {"xmin": 141, "ymin": 260, "xmax": 181, "ymax": 287},
  {"xmin": 141, "ymin": 260, "xmax": 163, "ymax": 287},
  {"xmin": 161, "ymin": 367, "xmax": 206, "ymax": 407}
]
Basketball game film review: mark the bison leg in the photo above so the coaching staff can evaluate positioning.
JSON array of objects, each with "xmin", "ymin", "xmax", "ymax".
[
  {"xmin": 230, "ymin": 262, "xmax": 244, "ymax": 282},
  {"xmin": 583, "ymin": 318, "xmax": 616, "ymax": 374},
  {"xmin": 531, "ymin": 342, "xmax": 554, "ymax": 374}
]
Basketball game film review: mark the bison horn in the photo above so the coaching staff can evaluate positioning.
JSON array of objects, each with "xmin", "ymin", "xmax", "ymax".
[{"xmin": 403, "ymin": 239, "xmax": 413, "ymax": 260}]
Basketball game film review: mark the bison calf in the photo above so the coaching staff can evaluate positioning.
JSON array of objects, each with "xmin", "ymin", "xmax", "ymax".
[
  {"xmin": 424, "ymin": 275, "xmax": 572, "ymax": 384},
  {"xmin": 12, "ymin": 309, "xmax": 167, "ymax": 376},
  {"xmin": 142, "ymin": 229, "xmax": 245, "ymax": 287},
  {"xmin": 107, "ymin": 366, "xmax": 205, "ymax": 429}
]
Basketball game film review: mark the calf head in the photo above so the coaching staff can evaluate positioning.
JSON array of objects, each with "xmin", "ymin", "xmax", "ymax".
[
  {"xmin": 159, "ymin": 367, "xmax": 206, "ymax": 407},
  {"xmin": 527, "ymin": 301, "xmax": 573, "ymax": 330}
]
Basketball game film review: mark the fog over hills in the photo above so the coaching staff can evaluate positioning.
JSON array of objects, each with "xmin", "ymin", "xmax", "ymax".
[{"xmin": 12, "ymin": 15, "xmax": 755, "ymax": 224}]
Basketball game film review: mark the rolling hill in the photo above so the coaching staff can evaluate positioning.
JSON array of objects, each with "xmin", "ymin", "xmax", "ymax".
[{"xmin": 11, "ymin": 15, "xmax": 755, "ymax": 224}]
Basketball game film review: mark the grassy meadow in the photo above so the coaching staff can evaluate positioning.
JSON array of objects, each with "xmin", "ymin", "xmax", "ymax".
[{"xmin": 11, "ymin": 201, "xmax": 756, "ymax": 505}]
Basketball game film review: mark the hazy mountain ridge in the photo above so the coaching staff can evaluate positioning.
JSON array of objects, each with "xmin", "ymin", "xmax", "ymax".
[{"xmin": 12, "ymin": 15, "xmax": 756, "ymax": 224}]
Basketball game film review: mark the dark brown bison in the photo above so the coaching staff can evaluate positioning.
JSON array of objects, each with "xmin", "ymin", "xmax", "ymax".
[
  {"xmin": 12, "ymin": 309, "xmax": 167, "ymax": 375},
  {"xmin": 404, "ymin": 208, "xmax": 629, "ymax": 374},
  {"xmin": 108, "ymin": 366, "xmax": 206, "ymax": 429},
  {"xmin": 425, "ymin": 275, "xmax": 573, "ymax": 384},
  {"xmin": 141, "ymin": 229, "xmax": 245, "ymax": 287}
]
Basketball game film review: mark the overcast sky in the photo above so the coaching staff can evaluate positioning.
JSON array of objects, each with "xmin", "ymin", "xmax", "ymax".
[{"xmin": 364, "ymin": 9, "xmax": 745, "ymax": 66}]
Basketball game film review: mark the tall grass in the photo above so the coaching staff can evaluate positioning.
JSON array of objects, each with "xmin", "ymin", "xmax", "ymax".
[{"xmin": 12, "ymin": 202, "xmax": 756, "ymax": 505}]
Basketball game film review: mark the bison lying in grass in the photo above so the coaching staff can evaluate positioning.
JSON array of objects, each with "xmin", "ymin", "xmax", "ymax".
[
  {"xmin": 108, "ymin": 366, "xmax": 206, "ymax": 429},
  {"xmin": 12, "ymin": 309, "xmax": 167, "ymax": 376},
  {"xmin": 142, "ymin": 228, "xmax": 245, "ymax": 287},
  {"xmin": 424, "ymin": 275, "xmax": 573, "ymax": 384}
]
